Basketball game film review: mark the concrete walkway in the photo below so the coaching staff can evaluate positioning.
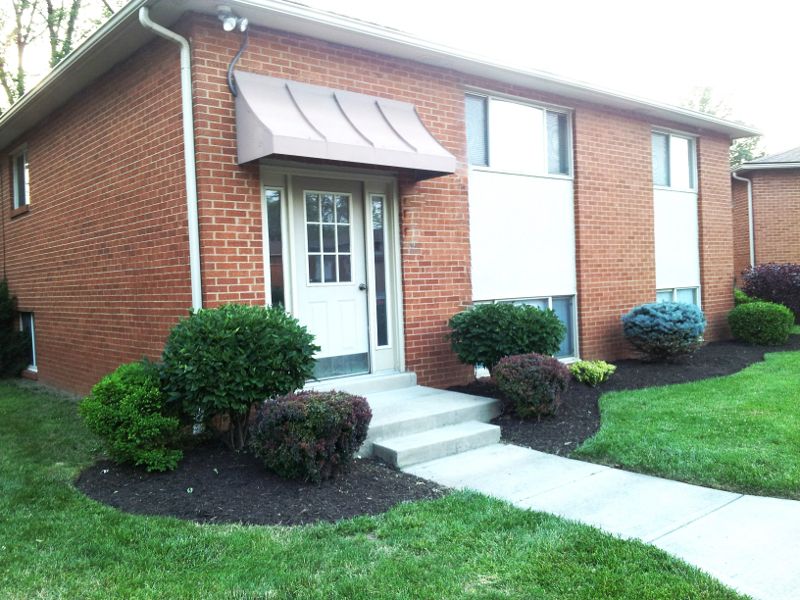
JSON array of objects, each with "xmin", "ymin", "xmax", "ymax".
[{"xmin": 406, "ymin": 443, "xmax": 800, "ymax": 600}]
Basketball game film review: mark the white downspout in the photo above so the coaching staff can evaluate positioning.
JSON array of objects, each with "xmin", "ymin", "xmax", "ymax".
[
  {"xmin": 732, "ymin": 171, "xmax": 755, "ymax": 268},
  {"xmin": 139, "ymin": 6, "xmax": 202, "ymax": 310}
]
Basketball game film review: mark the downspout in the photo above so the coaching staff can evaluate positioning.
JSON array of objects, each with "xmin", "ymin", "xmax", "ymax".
[
  {"xmin": 732, "ymin": 170, "xmax": 755, "ymax": 268},
  {"xmin": 139, "ymin": 6, "xmax": 202, "ymax": 310}
]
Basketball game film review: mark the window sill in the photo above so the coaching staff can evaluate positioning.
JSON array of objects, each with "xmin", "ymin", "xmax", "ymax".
[{"xmin": 10, "ymin": 204, "xmax": 30, "ymax": 219}]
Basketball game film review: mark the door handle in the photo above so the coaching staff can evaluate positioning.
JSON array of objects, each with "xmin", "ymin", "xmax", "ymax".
[{"xmin": 358, "ymin": 283, "xmax": 367, "ymax": 291}]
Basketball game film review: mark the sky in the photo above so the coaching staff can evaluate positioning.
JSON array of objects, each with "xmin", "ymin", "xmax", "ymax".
[{"xmin": 297, "ymin": 0, "xmax": 799, "ymax": 155}]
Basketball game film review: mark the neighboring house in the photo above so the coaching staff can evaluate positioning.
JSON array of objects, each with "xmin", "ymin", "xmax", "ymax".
[
  {"xmin": 732, "ymin": 147, "xmax": 800, "ymax": 281},
  {"xmin": 0, "ymin": 0, "xmax": 756, "ymax": 394}
]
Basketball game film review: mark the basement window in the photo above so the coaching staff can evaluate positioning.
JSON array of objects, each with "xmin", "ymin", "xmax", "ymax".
[
  {"xmin": 11, "ymin": 147, "xmax": 29, "ymax": 209},
  {"xmin": 19, "ymin": 312, "xmax": 36, "ymax": 372},
  {"xmin": 657, "ymin": 287, "xmax": 700, "ymax": 306}
]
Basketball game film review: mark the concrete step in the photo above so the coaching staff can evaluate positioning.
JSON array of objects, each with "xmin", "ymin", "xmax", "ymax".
[
  {"xmin": 365, "ymin": 387, "xmax": 501, "ymax": 448},
  {"xmin": 305, "ymin": 371, "xmax": 417, "ymax": 396},
  {"xmin": 372, "ymin": 421, "xmax": 501, "ymax": 468}
]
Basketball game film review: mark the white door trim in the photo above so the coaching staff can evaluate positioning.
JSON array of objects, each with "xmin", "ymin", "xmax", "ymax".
[{"xmin": 260, "ymin": 165, "xmax": 404, "ymax": 378}]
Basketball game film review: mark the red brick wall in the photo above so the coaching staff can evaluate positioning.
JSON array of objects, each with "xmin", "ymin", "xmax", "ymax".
[
  {"xmin": 732, "ymin": 177, "xmax": 751, "ymax": 282},
  {"xmin": 751, "ymin": 170, "xmax": 800, "ymax": 265},
  {"xmin": 0, "ymin": 39, "xmax": 191, "ymax": 394},
  {"xmin": 697, "ymin": 135, "xmax": 735, "ymax": 340},
  {"xmin": 571, "ymin": 107, "xmax": 656, "ymax": 359}
]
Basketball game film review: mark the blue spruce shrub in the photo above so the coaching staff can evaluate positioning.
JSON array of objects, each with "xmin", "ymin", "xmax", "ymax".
[{"xmin": 621, "ymin": 302, "xmax": 706, "ymax": 361}]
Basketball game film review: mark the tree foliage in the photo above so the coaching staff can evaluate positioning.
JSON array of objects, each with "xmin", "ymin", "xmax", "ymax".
[
  {"xmin": 683, "ymin": 86, "xmax": 765, "ymax": 169},
  {"xmin": 0, "ymin": 0, "xmax": 121, "ymax": 113}
]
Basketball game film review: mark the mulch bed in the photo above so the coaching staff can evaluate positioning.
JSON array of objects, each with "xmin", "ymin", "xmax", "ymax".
[
  {"xmin": 451, "ymin": 336, "xmax": 800, "ymax": 457},
  {"xmin": 76, "ymin": 444, "xmax": 446, "ymax": 526}
]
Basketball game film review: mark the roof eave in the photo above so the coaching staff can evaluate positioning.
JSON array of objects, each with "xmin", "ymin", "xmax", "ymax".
[{"xmin": 735, "ymin": 162, "xmax": 800, "ymax": 174}]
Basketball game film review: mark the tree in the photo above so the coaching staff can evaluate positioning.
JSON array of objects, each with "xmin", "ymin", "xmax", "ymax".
[
  {"xmin": 684, "ymin": 86, "xmax": 764, "ymax": 169},
  {"xmin": 43, "ymin": 0, "xmax": 82, "ymax": 68},
  {"xmin": 0, "ymin": 0, "xmax": 40, "ymax": 108},
  {"xmin": 0, "ymin": 0, "xmax": 120, "ymax": 114}
]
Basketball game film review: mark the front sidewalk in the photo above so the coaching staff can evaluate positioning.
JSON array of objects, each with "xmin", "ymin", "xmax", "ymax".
[{"xmin": 407, "ymin": 443, "xmax": 800, "ymax": 600}]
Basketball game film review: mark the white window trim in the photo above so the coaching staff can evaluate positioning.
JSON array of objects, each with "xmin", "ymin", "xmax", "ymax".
[
  {"xmin": 652, "ymin": 129, "xmax": 698, "ymax": 192},
  {"xmin": 11, "ymin": 145, "xmax": 30, "ymax": 209},
  {"xmin": 656, "ymin": 286, "xmax": 702, "ymax": 309},
  {"xmin": 466, "ymin": 91, "xmax": 574, "ymax": 179},
  {"xmin": 19, "ymin": 312, "xmax": 37, "ymax": 372}
]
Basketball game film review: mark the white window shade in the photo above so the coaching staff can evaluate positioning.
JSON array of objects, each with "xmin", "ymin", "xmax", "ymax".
[
  {"xmin": 488, "ymin": 99, "xmax": 544, "ymax": 174},
  {"xmin": 670, "ymin": 135, "xmax": 694, "ymax": 190}
]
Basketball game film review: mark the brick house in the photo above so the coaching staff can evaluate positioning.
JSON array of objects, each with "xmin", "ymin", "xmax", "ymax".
[
  {"xmin": 0, "ymin": 0, "xmax": 756, "ymax": 394},
  {"xmin": 732, "ymin": 146, "xmax": 800, "ymax": 282}
]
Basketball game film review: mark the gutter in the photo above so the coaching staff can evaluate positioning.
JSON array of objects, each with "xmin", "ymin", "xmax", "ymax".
[
  {"xmin": 736, "ymin": 162, "xmax": 800, "ymax": 172},
  {"xmin": 732, "ymin": 171, "xmax": 755, "ymax": 268},
  {"xmin": 139, "ymin": 6, "xmax": 202, "ymax": 310}
]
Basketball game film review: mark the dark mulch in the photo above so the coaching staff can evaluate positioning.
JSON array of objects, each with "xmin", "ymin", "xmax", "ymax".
[
  {"xmin": 451, "ymin": 336, "xmax": 800, "ymax": 457},
  {"xmin": 75, "ymin": 443, "xmax": 446, "ymax": 526}
]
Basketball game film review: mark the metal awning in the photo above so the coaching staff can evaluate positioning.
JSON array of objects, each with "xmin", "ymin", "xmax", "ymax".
[{"xmin": 234, "ymin": 70, "xmax": 456, "ymax": 177}]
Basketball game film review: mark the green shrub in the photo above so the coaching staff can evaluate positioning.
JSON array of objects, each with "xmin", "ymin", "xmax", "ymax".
[
  {"xmin": 621, "ymin": 302, "xmax": 706, "ymax": 361},
  {"xmin": 161, "ymin": 304, "xmax": 318, "ymax": 450},
  {"xmin": 569, "ymin": 360, "xmax": 616, "ymax": 387},
  {"xmin": 728, "ymin": 301, "xmax": 794, "ymax": 345},
  {"xmin": 0, "ymin": 279, "xmax": 30, "ymax": 378},
  {"xmin": 493, "ymin": 353, "xmax": 571, "ymax": 419},
  {"xmin": 734, "ymin": 289, "xmax": 755, "ymax": 306},
  {"xmin": 448, "ymin": 303, "xmax": 565, "ymax": 374},
  {"xmin": 79, "ymin": 360, "xmax": 182, "ymax": 471},
  {"xmin": 249, "ymin": 390, "xmax": 371, "ymax": 482}
]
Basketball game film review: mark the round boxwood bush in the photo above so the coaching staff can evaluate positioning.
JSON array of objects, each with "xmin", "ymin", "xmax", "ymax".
[
  {"xmin": 249, "ymin": 390, "xmax": 372, "ymax": 482},
  {"xmin": 79, "ymin": 360, "xmax": 183, "ymax": 472},
  {"xmin": 493, "ymin": 353, "xmax": 571, "ymax": 419},
  {"xmin": 448, "ymin": 303, "xmax": 565, "ymax": 374},
  {"xmin": 728, "ymin": 301, "xmax": 794, "ymax": 345},
  {"xmin": 742, "ymin": 263, "xmax": 800, "ymax": 321},
  {"xmin": 160, "ymin": 304, "xmax": 318, "ymax": 450},
  {"xmin": 621, "ymin": 302, "xmax": 706, "ymax": 361}
]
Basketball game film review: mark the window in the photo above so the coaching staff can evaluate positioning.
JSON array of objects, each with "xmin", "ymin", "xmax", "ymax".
[
  {"xmin": 19, "ymin": 312, "xmax": 36, "ymax": 371},
  {"xmin": 265, "ymin": 188, "xmax": 284, "ymax": 306},
  {"xmin": 466, "ymin": 93, "xmax": 571, "ymax": 176},
  {"xmin": 657, "ymin": 287, "xmax": 700, "ymax": 306},
  {"xmin": 371, "ymin": 195, "xmax": 389, "ymax": 347},
  {"xmin": 11, "ymin": 147, "xmax": 29, "ymax": 209},
  {"xmin": 652, "ymin": 132, "xmax": 696, "ymax": 190},
  {"xmin": 305, "ymin": 192, "xmax": 352, "ymax": 284},
  {"xmin": 505, "ymin": 295, "xmax": 577, "ymax": 358}
]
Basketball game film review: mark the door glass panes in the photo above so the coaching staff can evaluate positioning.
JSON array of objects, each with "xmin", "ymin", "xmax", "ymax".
[
  {"xmin": 551, "ymin": 297, "xmax": 574, "ymax": 357},
  {"xmin": 652, "ymin": 133, "xmax": 670, "ymax": 186},
  {"xmin": 372, "ymin": 196, "xmax": 389, "ymax": 347},
  {"xmin": 465, "ymin": 94, "xmax": 488, "ymax": 166},
  {"xmin": 676, "ymin": 287, "xmax": 697, "ymax": 305},
  {"xmin": 490, "ymin": 99, "xmax": 544, "ymax": 174},
  {"xmin": 547, "ymin": 111, "xmax": 569, "ymax": 175},
  {"xmin": 265, "ymin": 189, "xmax": 285, "ymax": 306},
  {"xmin": 670, "ymin": 135, "xmax": 694, "ymax": 190},
  {"xmin": 656, "ymin": 290, "xmax": 674, "ymax": 303},
  {"xmin": 306, "ymin": 192, "xmax": 352, "ymax": 283}
]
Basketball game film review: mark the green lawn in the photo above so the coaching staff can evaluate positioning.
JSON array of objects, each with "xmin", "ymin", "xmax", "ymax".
[
  {"xmin": 575, "ymin": 351, "xmax": 800, "ymax": 499},
  {"xmin": 0, "ymin": 382, "xmax": 744, "ymax": 600}
]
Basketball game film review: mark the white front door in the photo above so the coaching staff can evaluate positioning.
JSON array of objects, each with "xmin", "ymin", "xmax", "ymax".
[{"xmin": 292, "ymin": 178, "xmax": 370, "ymax": 378}]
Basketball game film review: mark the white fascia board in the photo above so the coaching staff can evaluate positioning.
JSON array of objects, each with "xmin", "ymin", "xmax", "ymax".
[
  {"xmin": 0, "ymin": 0, "xmax": 760, "ymax": 150},
  {"xmin": 735, "ymin": 162, "xmax": 800, "ymax": 173}
]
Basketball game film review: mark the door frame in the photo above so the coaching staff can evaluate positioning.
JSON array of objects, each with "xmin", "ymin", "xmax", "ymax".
[{"xmin": 259, "ymin": 163, "xmax": 405, "ymax": 377}]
